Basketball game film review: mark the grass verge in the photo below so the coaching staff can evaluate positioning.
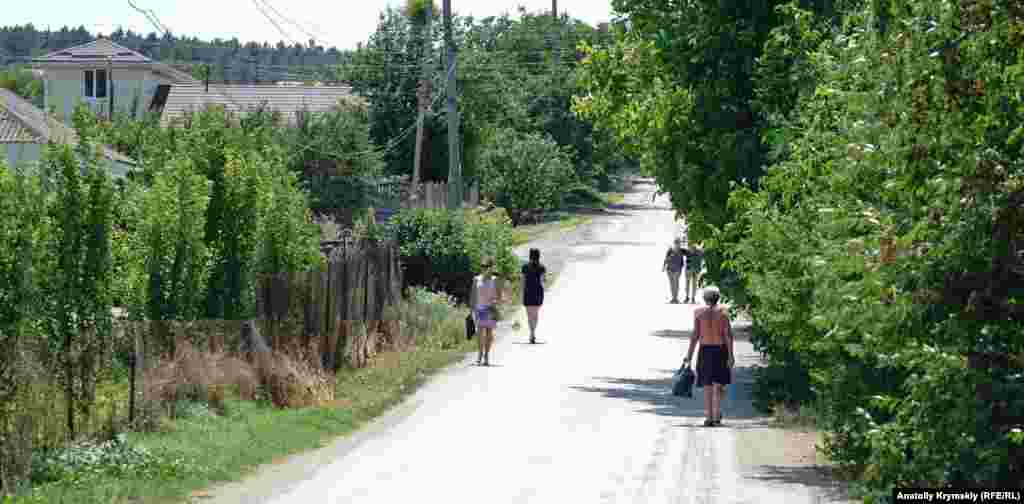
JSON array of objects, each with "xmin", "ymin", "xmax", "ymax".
[{"xmin": 11, "ymin": 312, "xmax": 481, "ymax": 504}]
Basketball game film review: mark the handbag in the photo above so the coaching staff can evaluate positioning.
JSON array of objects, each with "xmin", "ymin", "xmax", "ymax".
[
  {"xmin": 672, "ymin": 363, "xmax": 695, "ymax": 398},
  {"xmin": 465, "ymin": 313, "xmax": 476, "ymax": 340}
]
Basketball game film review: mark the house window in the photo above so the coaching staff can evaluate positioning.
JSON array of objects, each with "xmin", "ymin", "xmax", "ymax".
[{"xmin": 83, "ymin": 69, "xmax": 108, "ymax": 98}]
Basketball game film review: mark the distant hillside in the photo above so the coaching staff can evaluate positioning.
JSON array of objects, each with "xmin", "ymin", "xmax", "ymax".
[{"xmin": 0, "ymin": 24, "xmax": 351, "ymax": 82}]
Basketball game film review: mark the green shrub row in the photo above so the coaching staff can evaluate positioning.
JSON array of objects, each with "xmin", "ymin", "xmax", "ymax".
[
  {"xmin": 717, "ymin": 1, "xmax": 1024, "ymax": 498},
  {"xmin": 386, "ymin": 207, "xmax": 519, "ymax": 304}
]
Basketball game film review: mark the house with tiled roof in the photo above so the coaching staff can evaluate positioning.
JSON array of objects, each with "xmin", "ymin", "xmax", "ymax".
[
  {"xmin": 32, "ymin": 37, "xmax": 198, "ymax": 124},
  {"xmin": 32, "ymin": 38, "xmax": 362, "ymax": 129},
  {"xmin": 1, "ymin": 87, "xmax": 136, "ymax": 176},
  {"xmin": 156, "ymin": 82, "xmax": 363, "ymax": 127}
]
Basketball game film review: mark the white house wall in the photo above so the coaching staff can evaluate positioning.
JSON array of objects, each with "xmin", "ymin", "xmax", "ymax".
[{"xmin": 43, "ymin": 67, "xmax": 157, "ymax": 123}]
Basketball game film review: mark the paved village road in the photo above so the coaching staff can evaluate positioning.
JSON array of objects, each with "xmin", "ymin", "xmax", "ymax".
[{"xmin": 204, "ymin": 179, "xmax": 853, "ymax": 504}]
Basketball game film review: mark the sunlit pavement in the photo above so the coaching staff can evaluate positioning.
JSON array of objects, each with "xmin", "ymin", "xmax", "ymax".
[{"xmin": 205, "ymin": 181, "xmax": 853, "ymax": 504}]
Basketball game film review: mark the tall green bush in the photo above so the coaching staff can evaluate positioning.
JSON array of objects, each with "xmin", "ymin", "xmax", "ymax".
[
  {"xmin": 140, "ymin": 156, "xmax": 211, "ymax": 322},
  {"xmin": 40, "ymin": 141, "xmax": 115, "ymax": 439},
  {"xmin": 203, "ymin": 149, "xmax": 269, "ymax": 320},
  {"xmin": 0, "ymin": 160, "xmax": 47, "ymax": 491},
  {"xmin": 257, "ymin": 156, "xmax": 323, "ymax": 275},
  {"xmin": 475, "ymin": 127, "xmax": 576, "ymax": 224}
]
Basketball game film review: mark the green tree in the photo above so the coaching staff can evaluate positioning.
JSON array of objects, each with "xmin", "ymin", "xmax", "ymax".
[
  {"xmin": 257, "ymin": 155, "xmax": 322, "ymax": 275},
  {"xmin": 41, "ymin": 137, "xmax": 115, "ymax": 439},
  {"xmin": 343, "ymin": 8, "xmax": 436, "ymax": 177},
  {"xmin": 205, "ymin": 149, "xmax": 269, "ymax": 320},
  {"xmin": 574, "ymin": 0, "xmax": 850, "ymax": 296},
  {"xmin": 475, "ymin": 127, "xmax": 576, "ymax": 224},
  {"xmin": 725, "ymin": 0, "xmax": 1024, "ymax": 494},
  {"xmin": 141, "ymin": 156, "xmax": 211, "ymax": 323},
  {"xmin": 283, "ymin": 102, "xmax": 385, "ymax": 214},
  {"xmin": 0, "ymin": 160, "xmax": 47, "ymax": 491}
]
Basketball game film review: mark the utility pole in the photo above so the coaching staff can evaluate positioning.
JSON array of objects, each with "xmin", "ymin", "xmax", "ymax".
[
  {"xmin": 412, "ymin": 3, "xmax": 433, "ymax": 193},
  {"xmin": 443, "ymin": 0, "xmax": 461, "ymax": 210}
]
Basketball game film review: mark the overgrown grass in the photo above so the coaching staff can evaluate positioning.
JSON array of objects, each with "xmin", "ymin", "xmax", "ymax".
[{"xmin": 8, "ymin": 291, "xmax": 484, "ymax": 504}]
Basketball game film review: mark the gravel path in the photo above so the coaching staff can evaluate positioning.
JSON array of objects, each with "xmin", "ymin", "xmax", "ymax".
[{"xmin": 200, "ymin": 178, "xmax": 855, "ymax": 504}]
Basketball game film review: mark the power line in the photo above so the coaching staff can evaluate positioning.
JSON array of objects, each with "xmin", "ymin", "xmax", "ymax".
[
  {"xmin": 125, "ymin": 3, "xmax": 247, "ymax": 110},
  {"xmin": 250, "ymin": 0, "xmax": 303, "ymax": 47},
  {"xmin": 172, "ymin": 56, "xmax": 581, "ymax": 75},
  {"xmin": 287, "ymin": 71, "xmax": 450, "ymax": 162},
  {"xmin": 258, "ymin": 0, "xmax": 337, "ymax": 49},
  {"xmin": 126, "ymin": 0, "xmax": 170, "ymax": 36}
]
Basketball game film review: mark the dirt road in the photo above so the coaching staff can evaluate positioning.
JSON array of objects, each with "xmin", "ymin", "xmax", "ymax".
[{"xmin": 203, "ymin": 179, "xmax": 853, "ymax": 504}]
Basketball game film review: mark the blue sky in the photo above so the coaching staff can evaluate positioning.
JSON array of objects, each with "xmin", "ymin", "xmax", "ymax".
[{"xmin": 7, "ymin": 1, "xmax": 616, "ymax": 50}]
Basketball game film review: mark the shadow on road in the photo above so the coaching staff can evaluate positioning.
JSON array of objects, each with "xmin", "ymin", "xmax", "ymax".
[
  {"xmin": 574, "ymin": 240, "xmax": 665, "ymax": 248},
  {"xmin": 608, "ymin": 202, "xmax": 667, "ymax": 212},
  {"xmin": 563, "ymin": 207, "xmax": 633, "ymax": 218},
  {"xmin": 743, "ymin": 465, "xmax": 854, "ymax": 502},
  {"xmin": 570, "ymin": 366, "xmax": 763, "ymax": 421}
]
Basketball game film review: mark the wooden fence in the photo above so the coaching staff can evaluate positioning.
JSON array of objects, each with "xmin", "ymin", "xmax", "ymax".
[{"xmin": 255, "ymin": 239, "xmax": 404, "ymax": 369}]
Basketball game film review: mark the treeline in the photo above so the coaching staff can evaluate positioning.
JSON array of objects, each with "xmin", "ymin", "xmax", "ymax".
[
  {"xmin": 579, "ymin": 0, "xmax": 1022, "ymax": 499},
  {"xmin": 0, "ymin": 23, "xmax": 348, "ymax": 82}
]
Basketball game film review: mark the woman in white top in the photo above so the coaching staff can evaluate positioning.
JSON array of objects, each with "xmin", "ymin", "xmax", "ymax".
[{"xmin": 470, "ymin": 258, "xmax": 504, "ymax": 366}]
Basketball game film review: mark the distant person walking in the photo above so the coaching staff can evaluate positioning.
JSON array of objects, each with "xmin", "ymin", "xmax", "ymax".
[
  {"xmin": 522, "ymin": 248, "xmax": 547, "ymax": 344},
  {"xmin": 662, "ymin": 238, "xmax": 686, "ymax": 304},
  {"xmin": 683, "ymin": 242, "xmax": 704, "ymax": 304},
  {"xmin": 683, "ymin": 288, "xmax": 734, "ymax": 426},
  {"xmin": 470, "ymin": 258, "xmax": 504, "ymax": 366}
]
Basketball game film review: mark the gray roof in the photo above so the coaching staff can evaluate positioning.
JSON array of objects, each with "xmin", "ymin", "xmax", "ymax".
[
  {"xmin": 0, "ymin": 88, "xmax": 135, "ymax": 166},
  {"xmin": 159, "ymin": 83, "xmax": 363, "ymax": 127},
  {"xmin": 33, "ymin": 38, "xmax": 197, "ymax": 84},
  {"xmin": 36, "ymin": 38, "xmax": 151, "ymax": 63},
  {"xmin": 0, "ymin": 105, "xmax": 44, "ymax": 143}
]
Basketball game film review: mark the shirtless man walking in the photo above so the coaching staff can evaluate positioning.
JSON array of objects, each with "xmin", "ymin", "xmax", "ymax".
[{"xmin": 682, "ymin": 288, "xmax": 735, "ymax": 426}]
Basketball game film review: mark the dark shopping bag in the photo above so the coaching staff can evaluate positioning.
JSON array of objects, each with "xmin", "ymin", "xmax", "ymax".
[
  {"xmin": 672, "ymin": 364, "xmax": 696, "ymax": 398},
  {"xmin": 466, "ymin": 313, "xmax": 476, "ymax": 340}
]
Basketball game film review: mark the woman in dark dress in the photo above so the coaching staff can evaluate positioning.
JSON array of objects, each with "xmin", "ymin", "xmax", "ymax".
[{"xmin": 522, "ymin": 248, "xmax": 547, "ymax": 344}]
